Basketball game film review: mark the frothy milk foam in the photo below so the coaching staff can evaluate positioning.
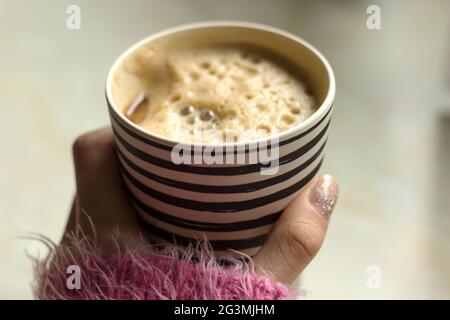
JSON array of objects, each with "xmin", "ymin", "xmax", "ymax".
[{"xmin": 121, "ymin": 44, "xmax": 316, "ymax": 143}]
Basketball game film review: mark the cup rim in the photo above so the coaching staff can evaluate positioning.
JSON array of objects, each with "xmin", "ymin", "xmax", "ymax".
[{"xmin": 106, "ymin": 20, "xmax": 336, "ymax": 148}]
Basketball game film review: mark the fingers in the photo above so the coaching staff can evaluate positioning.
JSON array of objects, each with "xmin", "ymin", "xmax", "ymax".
[
  {"xmin": 253, "ymin": 175, "xmax": 339, "ymax": 285},
  {"xmin": 71, "ymin": 127, "xmax": 139, "ymax": 243}
]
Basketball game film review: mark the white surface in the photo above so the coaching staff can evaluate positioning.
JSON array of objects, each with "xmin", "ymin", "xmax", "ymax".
[{"xmin": 0, "ymin": 0, "xmax": 449, "ymax": 299}]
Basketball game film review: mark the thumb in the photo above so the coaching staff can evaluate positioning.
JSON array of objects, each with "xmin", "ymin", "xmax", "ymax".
[{"xmin": 253, "ymin": 174, "xmax": 339, "ymax": 285}]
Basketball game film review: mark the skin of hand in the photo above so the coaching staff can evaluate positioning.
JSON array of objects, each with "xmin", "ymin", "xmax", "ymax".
[{"xmin": 66, "ymin": 127, "xmax": 339, "ymax": 285}]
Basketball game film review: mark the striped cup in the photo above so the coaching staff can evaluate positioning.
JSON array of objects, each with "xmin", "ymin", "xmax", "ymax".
[{"xmin": 106, "ymin": 22, "xmax": 335, "ymax": 256}]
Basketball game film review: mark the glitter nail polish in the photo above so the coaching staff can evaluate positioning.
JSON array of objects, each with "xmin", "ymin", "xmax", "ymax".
[{"xmin": 310, "ymin": 175, "xmax": 339, "ymax": 216}]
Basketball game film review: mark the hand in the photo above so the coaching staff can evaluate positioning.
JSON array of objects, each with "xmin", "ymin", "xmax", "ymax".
[{"xmin": 66, "ymin": 127, "xmax": 339, "ymax": 285}]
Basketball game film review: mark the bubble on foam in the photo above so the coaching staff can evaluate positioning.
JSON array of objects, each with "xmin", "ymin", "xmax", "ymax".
[
  {"xmin": 245, "ymin": 65, "xmax": 259, "ymax": 75},
  {"xmin": 290, "ymin": 106, "xmax": 301, "ymax": 115},
  {"xmin": 256, "ymin": 103, "xmax": 267, "ymax": 111},
  {"xmin": 180, "ymin": 105, "xmax": 194, "ymax": 116},
  {"xmin": 189, "ymin": 70, "xmax": 200, "ymax": 81},
  {"xmin": 171, "ymin": 93, "xmax": 182, "ymax": 103},
  {"xmin": 199, "ymin": 109, "xmax": 215, "ymax": 121},
  {"xmin": 200, "ymin": 61, "xmax": 211, "ymax": 69},
  {"xmin": 256, "ymin": 124, "xmax": 272, "ymax": 133},
  {"xmin": 281, "ymin": 114, "xmax": 296, "ymax": 125}
]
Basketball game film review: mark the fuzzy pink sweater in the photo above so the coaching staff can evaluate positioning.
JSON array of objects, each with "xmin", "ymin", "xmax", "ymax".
[{"xmin": 33, "ymin": 236, "xmax": 294, "ymax": 300}]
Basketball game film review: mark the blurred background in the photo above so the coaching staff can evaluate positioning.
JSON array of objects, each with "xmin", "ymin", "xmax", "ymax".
[{"xmin": 0, "ymin": 0, "xmax": 449, "ymax": 299}]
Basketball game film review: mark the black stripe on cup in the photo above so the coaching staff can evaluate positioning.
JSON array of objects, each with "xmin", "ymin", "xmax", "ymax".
[
  {"xmin": 123, "ymin": 158, "xmax": 323, "ymax": 213},
  {"xmin": 136, "ymin": 215, "xmax": 269, "ymax": 251},
  {"xmin": 112, "ymin": 120, "xmax": 329, "ymax": 176},
  {"xmin": 117, "ymin": 138, "xmax": 327, "ymax": 194},
  {"xmin": 130, "ymin": 192, "xmax": 283, "ymax": 232}
]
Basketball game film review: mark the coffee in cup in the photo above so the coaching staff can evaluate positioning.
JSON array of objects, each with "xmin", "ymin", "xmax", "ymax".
[{"xmin": 121, "ymin": 44, "xmax": 316, "ymax": 144}]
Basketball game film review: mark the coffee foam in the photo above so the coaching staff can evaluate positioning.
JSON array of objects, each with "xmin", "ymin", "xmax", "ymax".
[{"xmin": 122, "ymin": 45, "xmax": 316, "ymax": 143}]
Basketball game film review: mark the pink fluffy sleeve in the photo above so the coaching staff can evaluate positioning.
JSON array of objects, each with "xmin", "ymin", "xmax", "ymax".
[{"xmin": 33, "ymin": 236, "xmax": 294, "ymax": 300}]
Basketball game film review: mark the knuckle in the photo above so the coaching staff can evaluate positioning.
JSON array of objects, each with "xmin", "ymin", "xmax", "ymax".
[
  {"xmin": 72, "ymin": 133, "xmax": 95, "ymax": 158},
  {"xmin": 286, "ymin": 221, "xmax": 322, "ymax": 259}
]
